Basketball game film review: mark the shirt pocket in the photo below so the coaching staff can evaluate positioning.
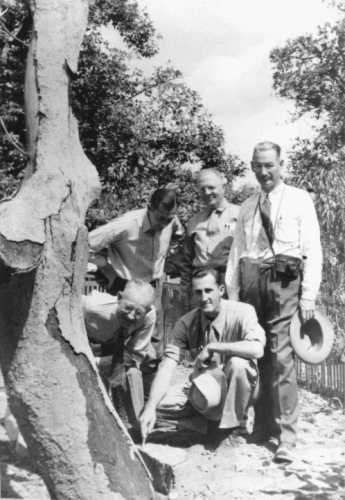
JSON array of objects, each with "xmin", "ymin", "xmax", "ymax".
[{"xmin": 275, "ymin": 214, "xmax": 299, "ymax": 244}]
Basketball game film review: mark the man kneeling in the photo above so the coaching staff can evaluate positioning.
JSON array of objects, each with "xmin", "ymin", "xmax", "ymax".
[
  {"xmin": 82, "ymin": 280, "xmax": 158, "ymax": 428},
  {"xmin": 140, "ymin": 268, "xmax": 265, "ymax": 444}
]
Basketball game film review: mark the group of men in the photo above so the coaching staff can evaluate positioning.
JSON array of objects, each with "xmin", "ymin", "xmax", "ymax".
[{"xmin": 83, "ymin": 141, "xmax": 322, "ymax": 464}]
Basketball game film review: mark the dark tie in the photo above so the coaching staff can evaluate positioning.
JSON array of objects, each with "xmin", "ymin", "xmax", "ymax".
[{"xmin": 260, "ymin": 195, "xmax": 274, "ymax": 247}]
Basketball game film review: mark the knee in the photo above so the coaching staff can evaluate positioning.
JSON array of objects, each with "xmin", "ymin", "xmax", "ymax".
[
  {"xmin": 275, "ymin": 351, "xmax": 294, "ymax": 375},
  {"xmin": 224, "ymin": 356, "xmax": 249, "ymax": 377}
]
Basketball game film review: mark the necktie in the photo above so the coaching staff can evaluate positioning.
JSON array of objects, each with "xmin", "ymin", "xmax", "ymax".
[
  {"xmin": 260, "ymin": 194, "xmax": 274, "ymax": 247},
  {"xmin": 207, "ymin": 209, "xmax": 221, "ymax": 236}
]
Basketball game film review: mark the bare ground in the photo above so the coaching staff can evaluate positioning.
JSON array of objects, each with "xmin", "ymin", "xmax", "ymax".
[{"xmin": 0, "ymin": 388, "xmax": 344, "ymax": 499}]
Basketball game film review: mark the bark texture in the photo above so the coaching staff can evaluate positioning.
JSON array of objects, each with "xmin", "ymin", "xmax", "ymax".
[{"xmin": 0, "ymin": 1, "xmax": 155, "ymax": 498}]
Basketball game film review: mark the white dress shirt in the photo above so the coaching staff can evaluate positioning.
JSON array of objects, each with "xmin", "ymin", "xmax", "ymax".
[{"xmin": 225, "ymin": 182, "xmax": 322, "ymax": 303}]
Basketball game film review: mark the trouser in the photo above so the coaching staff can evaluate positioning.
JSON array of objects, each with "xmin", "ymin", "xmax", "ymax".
[
  {"xmin": 96, "ymin": 356, "xmax": 157, "ymax": 430},
  {"xmin": 109, "ymin": 276, "xmax": 165, "ymax": 358},
  {"xmin": 239, "ymin": 257, "xmax": 300, "ymax": 445},
  {"xmin": 155, "ymin": 357, "xmax": 259, "ymax": 434}
]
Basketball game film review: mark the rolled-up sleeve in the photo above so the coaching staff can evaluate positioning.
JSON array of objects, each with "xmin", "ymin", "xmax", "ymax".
[
  {"xmin": 88, "ymin": 215, "xmax": 128, "ymax": 252},
  {"xmin": 164, "ymin": 317, "xmax": 190, "ymax": 363}
]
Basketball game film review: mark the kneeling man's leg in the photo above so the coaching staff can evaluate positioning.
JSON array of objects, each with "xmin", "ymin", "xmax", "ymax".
[{"xmin": 219, "ymin": 356, "xmax": 259, "ymax": 430}]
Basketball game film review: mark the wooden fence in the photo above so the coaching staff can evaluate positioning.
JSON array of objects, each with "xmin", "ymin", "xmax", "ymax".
[
  {"xmin": 296, "ymin": 358, "xmax": 345, "ymax": 405},
  {"xmin": 84, "ymin": 276, "xmax": 345, "ymax": 405}
]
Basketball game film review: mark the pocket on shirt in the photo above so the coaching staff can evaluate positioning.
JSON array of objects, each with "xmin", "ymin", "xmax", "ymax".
[{"xmin": 275, "ymin": 214, "xmax": 299, "ymax": 244}]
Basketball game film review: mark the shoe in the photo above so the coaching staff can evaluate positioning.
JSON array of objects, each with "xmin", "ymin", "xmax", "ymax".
[
  {"xmin": 226, "ymin": 427, "xmax": 249, "ymax": 447},
  {"xmin": 215, "ymin": 427, "xmax": 248, "ymax": 450},
  {"xmin": 247, "ymin": 430, "xmax": 271, "ymax": 444},
  {"xmin": 274, "ymin": 443, "xmax": 295, "ymax": 464}
]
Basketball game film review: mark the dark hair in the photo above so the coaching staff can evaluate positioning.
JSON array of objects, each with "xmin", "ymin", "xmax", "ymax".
[
  {"xmin": 150, "ymin": 188, "xmax": 176, "ymax": 211},
  {"xmin": 252, "ymin": 141, "xmax": 281, "ymax": 159},
  {"xmin": 192, "ymin": 267, "xmax": 221, "ymax": 285}
]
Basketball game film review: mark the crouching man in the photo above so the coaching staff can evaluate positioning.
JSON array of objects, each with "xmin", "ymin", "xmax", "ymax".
[
  {"xmin": 140, "ymin": 268, "xmax": 266, "ymax": 445},
  {"xmin": 82, "ymin": 280, "xmax": 158, "ymax": 428}
]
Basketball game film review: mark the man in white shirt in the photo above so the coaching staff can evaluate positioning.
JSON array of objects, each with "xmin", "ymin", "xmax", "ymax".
[{"xmin": 225, "ymin": 141, "xmax": 322, "ymax": 463}]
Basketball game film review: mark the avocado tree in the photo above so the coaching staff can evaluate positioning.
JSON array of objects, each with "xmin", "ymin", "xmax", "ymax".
[{"xmin": 0, "ymin": 0, "xmax": 155, "ymax": 497}]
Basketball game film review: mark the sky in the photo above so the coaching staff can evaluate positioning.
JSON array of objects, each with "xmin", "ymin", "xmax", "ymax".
[{"xmin": 132, "ymin": 0, "xmax": 340, "ymax": 165}]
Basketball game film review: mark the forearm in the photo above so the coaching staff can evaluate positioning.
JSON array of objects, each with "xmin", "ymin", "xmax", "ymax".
[
  {"xmin": 88, "ymin": 219, "xmax": 120, "ymax": 252},
  {"xmin": 207, "ymin": 340, "xmax": 264, "ymax": 360},
  {"xmin": 145, "ymin": 357, "xmax": 177, "ymax": 410},
  {"xmin": 301, "ymin": 197, "xmax": 323, "ymax": 302}
]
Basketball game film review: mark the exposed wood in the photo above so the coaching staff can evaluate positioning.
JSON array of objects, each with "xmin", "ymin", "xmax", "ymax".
[{"xmin": 0, "ymin": 1, "xmax": 155, "ymax": 498}]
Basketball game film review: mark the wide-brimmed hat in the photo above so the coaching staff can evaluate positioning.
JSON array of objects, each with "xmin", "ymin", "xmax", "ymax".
[
  {"xmin": 188, "ymin": 366, "xmax": 228, "ymax": 421},
  {"xmin": 290, "ymin": 310, "xmax": 334, "ymax": 364}
]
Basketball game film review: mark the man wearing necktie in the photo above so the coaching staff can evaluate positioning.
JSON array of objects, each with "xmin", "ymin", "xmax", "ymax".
[
  {"xmin": 180, "ymin": 169, "xmax": 239, "ymax": 308},
  {"xmin": 225, "ymin": 141, "xmax": 322, "ymax": 463},
  {"xmin": 140, "ymin": 268, "xmax": 265, "ymax": 444}
]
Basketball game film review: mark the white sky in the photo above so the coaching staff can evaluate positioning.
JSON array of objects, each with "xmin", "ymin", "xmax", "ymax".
[{"xmin": 132, "ymin": 0, "xmax": 340, "ymax": 164}]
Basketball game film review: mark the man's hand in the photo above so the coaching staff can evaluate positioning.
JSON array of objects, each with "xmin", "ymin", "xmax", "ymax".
[
  {"xmin": 195, "ymin": 346, "xmax": 213, "ymax": 370},
  {"xmin": 299, "ymin": 299, "xmax": 315, "ymax": 323},
  {"xmin": 139, "ymin": 405, "xmax": 157, "ymax": 443}
]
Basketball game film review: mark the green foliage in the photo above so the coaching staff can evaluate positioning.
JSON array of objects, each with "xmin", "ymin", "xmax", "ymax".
[{"xmin": 270, "ymin": 8, "xmax": 345, "ymax": 356}]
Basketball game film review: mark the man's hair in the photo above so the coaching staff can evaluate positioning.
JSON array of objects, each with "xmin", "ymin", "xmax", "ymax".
[
  {"xmin": 197, "ymin": 168, "xmax": 225, "ymax": 184},
  {"xmin": 122, "ymin": 279, "xmax": 155, "ymax": 307},
  {"xmin": 149, "ymin": 188, "xmax": 176, "ymax": 211},
  {"xmin": 252, "ymin": 141, "xmax": 281, "ymax": 159},
  {"xmin": 192, "ymin": 267, "xmax": 221, "ymax": 285}
]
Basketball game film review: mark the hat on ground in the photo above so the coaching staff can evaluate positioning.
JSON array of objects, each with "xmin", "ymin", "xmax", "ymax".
[
  {"xmin": 188, "ymin": 366, "xmax": 228, "ymax": 421},
  {"xmin": 290, "ymin": 310, "xmax": 334, "ymax": 364}
]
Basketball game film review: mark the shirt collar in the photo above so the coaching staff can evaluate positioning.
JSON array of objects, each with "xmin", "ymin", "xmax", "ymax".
[
  {"xmin": 200, "ymin": 299, "xmax": 227, "ymax": 340},
  {"xmin": 260, "ymin": 181, "xmax": 285, "ymax": 200},
  {"xmin": 208, "ymin": 199, "xmax": 229, "ymax": 215},
  {"xmin": 143, "ymin": 209, "xmax": 154, "ymax": 233}
]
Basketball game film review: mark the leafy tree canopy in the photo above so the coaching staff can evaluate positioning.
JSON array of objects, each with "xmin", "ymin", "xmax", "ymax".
[
  {"xmin": 0, "ymin": 0, "xmax": 246, "ymax": 229},
  {"xmin": 270, "ymin": 2, "xmax": 345, "ymax": 354}
]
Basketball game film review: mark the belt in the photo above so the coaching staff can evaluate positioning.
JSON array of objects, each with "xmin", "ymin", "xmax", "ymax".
[
  {"xmin": 239, "ymin": 256, "xmax": 275, "ymax": 269},
  {"xmin": 240, "ymin": 255, "xmax": 302, "ymax": 278},
  {"xmin": 193, "ymin": 264, "xmax": 227, "ymax": 273}
]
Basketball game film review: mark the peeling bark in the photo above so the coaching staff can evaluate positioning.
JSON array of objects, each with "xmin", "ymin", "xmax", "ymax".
[{"xmin": 0, "ymin": 1, "xmax": 155, "ymax": 498}]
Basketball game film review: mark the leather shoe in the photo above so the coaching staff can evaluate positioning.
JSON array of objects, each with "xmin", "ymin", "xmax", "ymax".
[{"xmin": 274, "ymin": 443, "xmax": 295, "ymax": 464}]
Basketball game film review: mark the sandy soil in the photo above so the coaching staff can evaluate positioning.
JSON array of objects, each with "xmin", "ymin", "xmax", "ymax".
[{"xmin": 0, "ymin": 388, "xmax": 344, "ymax": 499}]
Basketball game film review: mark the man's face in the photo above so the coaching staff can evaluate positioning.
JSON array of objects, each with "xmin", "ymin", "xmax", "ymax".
[
  {"xmin": 251, "ymin": 149, "xmax": 283, "ymax": 193},
  {"xmin": 150, "ymin": 202, "xmax": 176, "ymax": 230},
  {"xmin": 192, "ymin": 273, "xmax": 224, "ymax": 318},
  {"xmin": 117, "ymin": 291, "xmax": 150, "ymax": 328},
  {"xmin": 198, "ymin": 172, "xmax": 225, "ymax": 210}
]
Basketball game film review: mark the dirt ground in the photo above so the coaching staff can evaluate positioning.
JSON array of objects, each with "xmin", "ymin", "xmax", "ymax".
[{"xmin": 0, "ymin": 388, "xmax": 344, "ymax": 499}]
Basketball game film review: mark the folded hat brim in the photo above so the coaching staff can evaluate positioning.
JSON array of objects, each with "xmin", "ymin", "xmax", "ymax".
[{"xmin": 290, "ymin": 310, "xmax": 334, "ymax": 364}]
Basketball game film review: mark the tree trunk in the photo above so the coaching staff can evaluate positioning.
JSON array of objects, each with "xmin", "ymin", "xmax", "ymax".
[{"xmin": 0, "ymin": 1, "xmax": 155, "ymax": 498}]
